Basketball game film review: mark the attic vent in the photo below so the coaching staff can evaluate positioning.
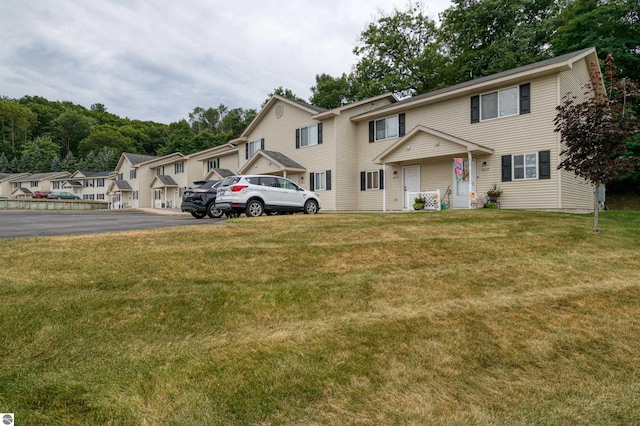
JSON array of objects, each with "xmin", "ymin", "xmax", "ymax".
[{"xmin": 275, "ymin": 103, "xmax": 284, "ymax": 118}]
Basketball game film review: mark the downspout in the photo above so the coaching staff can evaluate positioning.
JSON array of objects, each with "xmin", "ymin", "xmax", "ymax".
[
  {"xmin": 383, "ymin": 162, "xmax": 387, "ymax": 212},
  {"xmin": 468, "ymin": 151, "xmax": 473, "ymax": 209}
]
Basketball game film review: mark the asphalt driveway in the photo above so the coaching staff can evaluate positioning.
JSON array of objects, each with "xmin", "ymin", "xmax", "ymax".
[{"xmin": 0, "ymin": 209, "xmax": 224, "ymax": 239}]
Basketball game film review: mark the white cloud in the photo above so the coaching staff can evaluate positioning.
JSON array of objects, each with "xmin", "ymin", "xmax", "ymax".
[{"xmin": 0, "ymin": 0, "xmax": 452, "ymax": 123}]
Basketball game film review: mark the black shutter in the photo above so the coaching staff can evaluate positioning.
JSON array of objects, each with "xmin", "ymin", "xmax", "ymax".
[
  {"xmin": 309, "ymin": 173, "xmax": 315, "ymax": 191},
  {"xmin": 471, "ymin": 95, "xmax": 480, "ymax": 123},
  {"xmin": 502, "ymin": 155, "xmax": 512, "ymax": 182},
  {"xmin": 520, "ymin": 83, "xmax": 531, "ymax": 115},
  {"xmin": 539, "ymin": 150, "xmax": 551, "ymax": 179},
  {"xmin": 326, "ymin": 170, "xmax": 331, "ymax": 190},
  {"xmin": 296, "ymin": 129, "xmax": 300, "ymax": 149},
  {"xmin": 379, "ymin": 169, "xmax": 384, "ymax": 190},
  {"xmin": 360, "ymin": 171, "xmax": 366, "ymax": 191},
  {"xmin": 369, "ymin": 121, "xmax": 374, "ymax": 143},
  {"xmin": 318, "ymin": 123, "xmax": 323, "ymax": 144},
  {"xmin": 245, "ymin": 143, "xmax": 249, "ymax": 159},
  {"xmin": 260, "ymin": 138, "xmax": 265, "ymax": 151},
  {"xmin": 399, "ymin": 113, "xmax": 406, "ymax": 136}
]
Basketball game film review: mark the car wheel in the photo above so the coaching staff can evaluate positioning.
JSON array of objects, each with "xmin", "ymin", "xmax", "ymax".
[
  {"xmin": 245, "ymin": 199, "xmax": 264, "ymax": 217},
  {"xmin": 190, "ymin": 211, "xmax": 206, "ymax": 219},
  {"xmin": 207, "ymin": 203, "xmax": 224, "ymax": 218},
  {"xmin": 304, "ymin": 199, "xmax": 319, "ymax": 214}
]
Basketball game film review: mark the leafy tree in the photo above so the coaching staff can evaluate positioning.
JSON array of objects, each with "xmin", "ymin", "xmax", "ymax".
[
  {"xmin": 0, "ymin": 152, "xmax": 9, "ymax": 172},
  {"xmin": 22, "ymin": 136, "xmax": 60, "ymax": 173},
  {"xmin": 350, "ymin": 2, "xmax": 447, "ymax": 99},
  {"xmin": 60, "ymin": 152, "xmax": 78, "ymax": 173},
  {"xmin": 309, "ymin": 73, "xmax": 352, "ymax": 109},
  {"xmin": 9, "ymin": 157, "xmax": 19, "ymax": 173},
  {"xmin": 552, "ymin": 0, "xmax": 640, "ymax": 82},
  {"xmin": 52, "ymin": 109, "xmax": 93, "ymax": 158},
  {"xmin": 50, "ymin": 155, "xmax": 62, "ymax": 172},
  {"xmin": 93, "ymin": 146, "xmax": 119, "ymax": 171},
  {"xmin": 77, "ymin": 124, "xmax": 134, "ymax": 157},
  {"xmin": 439, "ymin": 0, "xmax": 559, "ymax": 84},
  {"xmin": 0, "ymin": 99, "xmax": 37, "ymax": 153},
  {"xmin": 262, "ymin": 87, "xmax": 305, "ymax": 108},
  {"xmin": 554, "ymin": 56, "xmax": 639, "ymax": 232}
]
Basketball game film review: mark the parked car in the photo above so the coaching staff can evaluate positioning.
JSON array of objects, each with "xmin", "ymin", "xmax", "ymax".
[
  {"xmin": 47, "ymin": 191, "xmax": 80, "ymax": 200},
  {"xmin": 181, "ymin": 180, "xmax": 223, "ymax": 219},
  {"xmin": 32, "ymin": 190, "xmax": 53, "ymax": 199},
  {"xmin": 215, "ymin": 175, "xmax": 320, "ymax": 217},
  {"xmin": 0, "ymin": 195, "xmax": 8, "ymax": 199}
]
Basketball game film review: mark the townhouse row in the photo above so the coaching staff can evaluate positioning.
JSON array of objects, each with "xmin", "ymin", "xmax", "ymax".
[{"xmin": 1, "ymin": 47, "xmax": 600, "ymax": 212}]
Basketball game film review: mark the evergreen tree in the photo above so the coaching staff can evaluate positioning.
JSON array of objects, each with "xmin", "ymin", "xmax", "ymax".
[
  {"xmin": 0, "ymin": 152, "xmax": 9, "ymax": 172},
  {"xmin": 51, "ymin": 155, "xmax": 62, "ymax": 172}
]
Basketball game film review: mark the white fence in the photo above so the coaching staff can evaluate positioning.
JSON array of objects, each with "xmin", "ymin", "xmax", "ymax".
[{"xmin": 407, "ymin": 190, "xmax": 441, "ymax": 211}]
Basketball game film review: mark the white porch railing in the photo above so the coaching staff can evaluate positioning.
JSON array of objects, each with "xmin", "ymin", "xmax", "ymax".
[{"xmin": 407, "ymin": 190, "xmax": 441, "ymax": 211}]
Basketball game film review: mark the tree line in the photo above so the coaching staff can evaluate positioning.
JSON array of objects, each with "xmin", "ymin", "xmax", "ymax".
[{"xmin": 1, "ymin": 0, "xmax": 638, "ymax": 184}]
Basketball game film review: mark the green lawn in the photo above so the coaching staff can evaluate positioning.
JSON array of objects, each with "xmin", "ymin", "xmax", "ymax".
[{"xmin": 1, "ymin": 210, "xmax": 639, "ymax": 425}]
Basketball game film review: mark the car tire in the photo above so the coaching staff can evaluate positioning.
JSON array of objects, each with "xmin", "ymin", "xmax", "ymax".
[
  {"xmin": 207, "ymin": 203, "xmax": 224, "ymax": 219},
  {"xmin": 304, "ymin": 199, "xmax": 319, "ymax": 214},
  {"xmin": 190, "ymin": 211, "xmax": 206, "ymax": 219},
  {"xmin": 245, "ymin": 199, "xmax": 264, "ymax": 217}
]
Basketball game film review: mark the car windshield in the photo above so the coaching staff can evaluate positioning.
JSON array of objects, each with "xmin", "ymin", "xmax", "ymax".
[{"xmin": 221, "ymin": 176, "xmax": 241, "ymax": 186}]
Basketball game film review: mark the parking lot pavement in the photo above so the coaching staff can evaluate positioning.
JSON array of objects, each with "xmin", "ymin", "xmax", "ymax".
[{"xmin": 0, "ymin": 209, "xmax": 224, "ymax": 239}]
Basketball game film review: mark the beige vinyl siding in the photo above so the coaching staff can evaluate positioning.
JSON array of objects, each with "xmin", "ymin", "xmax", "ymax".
[
  {"xmin": 557, "ymin": 59, "xmax": 597, "ymax": 210},
  {"xmin": 334, "ymin": 98, "xmax": 395, "ymax": 211},
  {"xmin": 386, "ymin": 74, "xmax": 562, "ymax": 209}
]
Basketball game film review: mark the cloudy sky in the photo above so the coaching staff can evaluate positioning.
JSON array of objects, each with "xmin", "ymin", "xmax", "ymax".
[{"xmin": 1, "ymin": 0, "xmax": 452, "ymax": 124}]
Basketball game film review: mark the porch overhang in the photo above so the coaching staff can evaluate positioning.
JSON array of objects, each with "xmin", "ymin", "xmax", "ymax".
[
  {"xmin": 373, "ymin": 126, "xmax": 493, "ymax": 165},
  {"xmin": 238, "ymin": 150, "xmax": 306, "ymax": 176},
  {"xmin": 150, "ymin": 175, "xmax": 179, "ymax": 189}
]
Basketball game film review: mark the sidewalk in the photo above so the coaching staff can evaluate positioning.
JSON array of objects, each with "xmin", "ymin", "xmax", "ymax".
[{"xmin": 135, "ymin": 208, "xmax": 185, "ymax": 216}]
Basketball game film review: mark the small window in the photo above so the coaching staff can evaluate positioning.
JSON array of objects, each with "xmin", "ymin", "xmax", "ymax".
[
  {"xmin": 375, "ymin": 116, "xmax": 399, "ymax": 140},
  {"xmin": 130, "ymin": 169, "xmax": 137, "ymax": 179},
  {"xmin": 301, "ymin": 124, "xmax": 318, "ymax": 147},
  {"xmin": 248, "ymin": 140, "xmax": 262, "ymax": 158},
  {"xmin": 366, "ymin": 170, "xmax": 379, "ymax": 190},
  {"xmin": 481, "ymin": 86, "xmax": 518, "ymax": 120},
  {"xmin": 513, "ymin": 153, "xmax": 538, "ymax": 180},
  {"xmin": 97, "ymin": 179, "xmax": 105, "ymax": 187},
  {"xmin": 207, "ymin": 159, "xmax": 219, "ymax": 171},
  {"xmin": 175, "ymin": 162, "xmax": 184, "ymax": 174},
  {"xmin": 313, "ymin": 171, "xmax": 326, "ymax": 190}
]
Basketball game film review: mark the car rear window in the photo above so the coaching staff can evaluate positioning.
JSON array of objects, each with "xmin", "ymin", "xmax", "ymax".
[{"xmin": 221, "ymin": 176, "xmax": 241, "ymax": 186}]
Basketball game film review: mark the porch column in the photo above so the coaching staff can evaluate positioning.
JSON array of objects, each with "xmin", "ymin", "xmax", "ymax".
[
  {"xmin": 468, "ymin": 152, "xmax": 473, "ymax": 209},
  {"xmin": 382, "ymin": 163, "xmax": 387, "ymax": 212}
]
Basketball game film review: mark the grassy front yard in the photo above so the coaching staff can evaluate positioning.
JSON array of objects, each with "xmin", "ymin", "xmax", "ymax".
[{"xmin": 1, "ymin": 210, "xmax": 639, "ymax": 425}]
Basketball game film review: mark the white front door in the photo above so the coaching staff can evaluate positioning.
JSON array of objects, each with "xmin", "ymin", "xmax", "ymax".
[
  {"xmin": 452, "ymin": 158, "xmax": 476, "ymax": 208},
  {"xmin": 403, "ymin": 165, "xmax": 420, "ymax": 210}
]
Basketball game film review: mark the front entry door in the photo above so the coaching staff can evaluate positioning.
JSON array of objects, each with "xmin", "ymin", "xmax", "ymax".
[
  {"xmin": 452, "ymin": 158, "xmax": 476, "ymax": 208},
  {"xmin": 403, "ymin": 165, "xmax": 420, "ymax": 210}
]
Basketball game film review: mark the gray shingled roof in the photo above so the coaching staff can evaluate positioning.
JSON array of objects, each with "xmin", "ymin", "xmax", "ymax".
[
  {"xmin": 78, "ymin": 170, "xmax": 112, "ymax": 177},
  {"xmin": 368, "ymin": 47, "xmax": 596, "ymax": 114},
  {"xmin": 155, "ymin": 175, "xmax": 178, "ymax": 186},
  {"xmin": 14, "ymin": 172, "xmax": 68, "ymax": 181},
  {"xmin": 261, "ymin": 151, "xmax": 305, "ymax": 169},
  {"xmin": 124, "ymin": 153, "xmax": 158, "ymax": 165},
  {"xmin": 114, "ymin": 180, "xmax": 132, "ymax": 190},
  {"xmin": 213, "ymin": 168, "xmax": 235, "ymax": 178}
]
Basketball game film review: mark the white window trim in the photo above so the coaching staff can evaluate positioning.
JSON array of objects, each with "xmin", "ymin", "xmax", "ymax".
[
  {"xmin": 480, "ymin": 86, "xmax": 519, "ymax": 121},
  {"xmin": 375, "ymin": 115, "xmax": 399, "ymax": 141},
  {"xmin": 313, "ymin": 171, "xmax": 327, "ymax": 190},
  {"xmin": 300, "ymin": 124, "xmax": 319, "ymax": 148},
  {"xmin": 513, "ymin": 152, "xmax": 538, "ymax": 180},
  {"xmin": 248, "ymin": 140, "xmax": 262, "ymax": 158},
  {"xmin": 365, "ymin": 170, "xmax": 379, "ymax": 190}
]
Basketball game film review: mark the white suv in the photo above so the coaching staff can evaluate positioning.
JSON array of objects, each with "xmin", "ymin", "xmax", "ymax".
[{"xmin": 215, "ymin": 175, "xmax": 321, "ymax": 217}]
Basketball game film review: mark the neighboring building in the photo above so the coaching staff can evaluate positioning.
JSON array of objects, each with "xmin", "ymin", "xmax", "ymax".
[
  {"xmin": 145, "ymin": 153, "xmax": 190, "ymax": 209},
  {"xmin": 62, "ymin": 171, "xmax": 112, "ymax": 201},
  {"xmin": 0, "ymin": 173, "xmax": 30, "ymax": 197},
  {"xmin": 107, "ymin": 153, "xmax": 158, "ymax": 209},
  {"xmin": 8, "ymin": 172, "xmax": 70, "ymax": 198}
]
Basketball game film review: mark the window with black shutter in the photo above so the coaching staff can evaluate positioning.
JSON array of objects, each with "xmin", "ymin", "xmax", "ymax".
[{"xmin": 502, "ymin": 155, "xmax": 512, "ymax": 182}]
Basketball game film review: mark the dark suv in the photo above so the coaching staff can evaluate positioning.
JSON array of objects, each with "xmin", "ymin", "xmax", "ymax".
[{"xmin": 181, "ymin": 180, "xmax": 223, "ymax": 219}]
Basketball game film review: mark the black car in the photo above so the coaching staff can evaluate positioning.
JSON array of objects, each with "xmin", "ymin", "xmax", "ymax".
[{"xmin": 181, "ymin": 180, "xmax": 223, "ymax": 219}]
